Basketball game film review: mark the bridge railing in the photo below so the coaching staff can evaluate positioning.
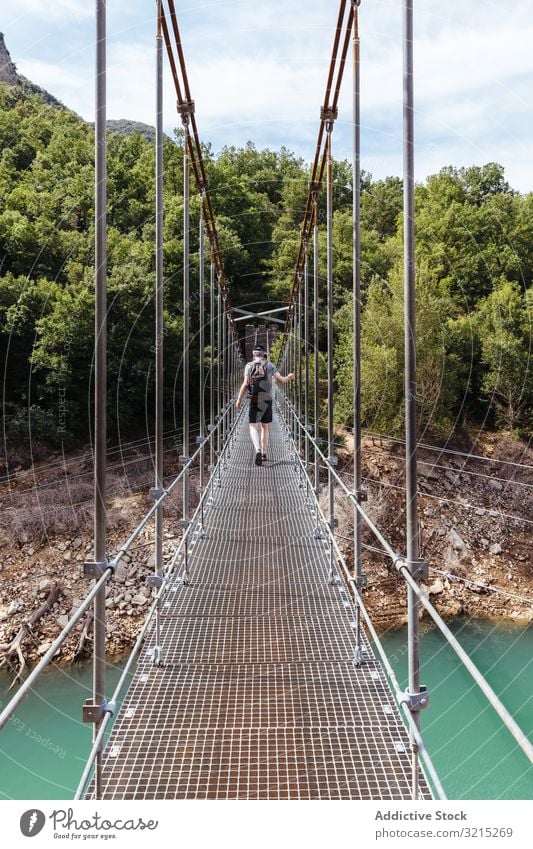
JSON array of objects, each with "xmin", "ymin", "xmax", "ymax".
[
  {"xmin": 0, "ymin": 399, "xmax": 242, "ymax": 736},
  {"xmin": 275, "ymin": 392, "xmax": 533, "ymax": 797}
]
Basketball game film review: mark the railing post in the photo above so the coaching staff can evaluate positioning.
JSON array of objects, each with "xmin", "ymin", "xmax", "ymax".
[
  {"xmin": 151, "ymin": 0, "xmax": 165, "ymax": 665},
  {"xmin": 304, "ymin": 242, "xmax": 310, "ymax": 494},
  {"xmin": 222, "ymin": 304, "xmax": 228, "ymax": 466},
  {"xmin": 181, "ymin": 107, "xmax": 192, "ymax": 581},
  {"xmin": 198, "ymin": 198, "xmax": 206, "ymax": 534},
  {"xmin": 312, "ymin": 193, "xmax": 322, "ymax": 536},
  {"xmin": 403, "ymin": 0, "xmax": 422, "ymax": 799},
  {"xmin": 216, "ymin": 288, "xmax": 222, "ymax": 485},
  {"xmin": 86, "ymin": 0, "xmax": 108, "ymax": 800},
  {"xmin": 326, "ymin": 123, "xmax": 336, "ymax": 582},
  {"xmin": 209, "ymin": 259, "xmax": 215, "ymax": 473},
  {"xmin": 352, "ymin": 0, "xmax": 364, "ymax": 667}
]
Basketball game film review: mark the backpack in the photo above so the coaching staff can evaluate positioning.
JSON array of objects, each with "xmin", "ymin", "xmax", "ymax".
[{"xmin": 248, "ymin": 361, "xmax": 267, "ymax": 399}]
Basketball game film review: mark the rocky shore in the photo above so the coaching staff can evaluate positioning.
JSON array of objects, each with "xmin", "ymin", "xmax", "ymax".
[{"xmin": 0, "ymin": 430, "xmax": 531, "ymax": 677}]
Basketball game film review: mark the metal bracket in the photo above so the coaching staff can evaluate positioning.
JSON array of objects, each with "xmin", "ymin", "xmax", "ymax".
[
  {"xmin": 354, "ymin": 488, "xmax": 368, "ymax": 503},
  {"xmin": 402, "ymin": 685, "xmax": 430, "ymax": 712},
  {"xmin": 179, "ymin": 519, "xmax": 192, "ymax": 529},
  {"xmin": 179, "ymin": 454, "xmax": 190, "ymax": 465},
  {"xmin": 148, "ymin": 486, "xmax": 166, "ymax": 502},
  {"xmin": 83, "ymin": 558, "xmax": 112, "ymax": 579},
  {"xmin": 409, "ymin": 559, "xmax": 429, "ymax": 580},
  {"xmin": 146, "ymin": 575, "xmax": 165, "ymax": 589},
  {"xmin": 196, "ymin": 435, "xmax": 207, "ymax": 445},
  {"xmin": 82, "ymin": 698, "xmax": 116, "ymax": 724},
  {"xmin": 327, "ymin": 518, "xmax": 339, "ymax": 529},
  {"xmin": 320, "ymin": 106, "xmax": 338, "ymax": 123},
  {"xmin": 177, "ymin": 99, "xmax": 195, "ymax": 123},
  {"xmin": 315, "ymin": 437, "xmax": 324, "ymax": 446},
  {"xmin": 151, "ymin": 645, "xmax": 164, "ymax": 666},
  {"xmin": 351, "ymin": 0, "xmax": 362, "ymax": 8},
  {"xmin": 207, "ymin": 424, "xmax": 216, "ymax": 432},
  {"xmin": 353, "ymin": 646, "xmax": 364, "ymax": 667},
  {"xmin": 208, "ymin": 464, "xmax": 216, "ymax": 472},
  {"xmin": 305, "ymin": 424, "xmax": 314, "ymax": 433},
  {"xmin": 327, "ymin": 456, "xmax": 338, "ymax": 466},
  {"xmin": 312, "ymin": 527, "xmax": 324, "ymax": 540}
]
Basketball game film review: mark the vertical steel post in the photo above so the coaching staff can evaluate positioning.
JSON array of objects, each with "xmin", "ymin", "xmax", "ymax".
[
  {"xmin": 198, "ymin": 200, "xmax": 205, "ymax": 531},
  {"xmin": 216, "ymin": 288, "xmax": 222, "ymax": 483},
  {"xmin": 209, "ymin": 260, "xmax": 215, "ymax": 471},
  {"xmin": 403, "ymin": 0, "xmax": 421, "ymax": 799},
  {"xmin": 153, "ymin": 0, "xmax": 164, "ymax": 664},
  {"xmin": 182, "ymin": 118, "xmax": 191, "ymax": 580},
  {"xmin": 326, "ymin": 126, "xmax": 335, "ymax": 580},
  {"xmin": 222, "ymin": 302, "xmax": 227, "ymax": 464},
  {"xmin": 297, "ymin": 279, "xmax": 303, "ymax": 458},
  {"xmin": 352, "ymin": 1, "xmax": 363, "ymax": 666},
  {"xmin": 92, "ymin": 0, "xmax": 107, "ymax": 798},
  {"xmin": 304, "ymin": 245, "xmax": 310, "ymax": 483},
  {"xmin": 313, "ymin": 197, "xmax": 320, "ymax": 507}
]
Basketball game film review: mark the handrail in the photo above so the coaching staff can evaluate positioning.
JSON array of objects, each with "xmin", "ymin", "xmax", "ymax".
[
  {"xmin": 277, "ymin": 392, "xmax": 533, "ymax": 768},
  {"xmin": 0, "ymin": 397, "xmax": 236, "ymax": 732},
  {"xmin": 73, "ymin": 402, "xmax": 246, "ymax": 798}
]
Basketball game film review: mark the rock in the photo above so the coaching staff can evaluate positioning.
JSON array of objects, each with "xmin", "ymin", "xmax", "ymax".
[
  {"xmin": 72, "ymin": 538, "xmax": 83, "ymax": 550},
  {"xmin": 105, "ymin": 598, "xmax": 116, "ymax": 609},
  {"xmin": 57, "ymin": 542, "xmax": 67, "ymax": 552},
  {"xmin": 475, "ymin": 508, "xmax": 485, "ymax": 516},
  {"xmin": 38, "ymin": 579, "xmax": 52, "ymax": 592},
  {"xmin": 56, "ymin": 615, "xmax": 69, "ymax": 628},
  {"xmin": 38, "ymin": 642, "xmax": 52, "ymax": 656},
  {"xmin": 489, "ymin": 543, "xmax": 503, "ymax": 555},
  {"xmin": 132, "ymin": 594, "xmax": 149, "ymax": 606},
  {"xmin": 146, "ymin": 554, "xmax": 156, "ymax": 570},
  {"xmin": 480, "ymin": 538, "xmax": 489, "ymax": 547},
  {"xmin": 448, "ymin": 529, "xmax": 465, "ymax": 551},
  {"xmin": 140, "ymin": 586, "xmax": 151, "ymax": 598},
  {"xmin": 63, "ymin": 552, "xmax": 71, "ymax": 561},
  {"xmin": 27, "ymin": 547, "xmax": 34, "ymax": 556},
  {"xmin": 489, "ymin": 479, "xmax": 503, "ymax": 492},
  {"xmin": 114, "ymin": 564, "xmax": 128, "ymax": 583},
  {"xmin": 428, "ymin": 578, "xmax": 445, "ymax": 595},
  {"xmin": 124, "ymin": 593, "xmax": 132, "ymax": 603}
]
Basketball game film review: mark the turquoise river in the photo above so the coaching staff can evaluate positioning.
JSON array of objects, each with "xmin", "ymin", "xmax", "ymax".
[{"xmin": 0, "ymin": 618, "xmax": 531, "ymax": 800}]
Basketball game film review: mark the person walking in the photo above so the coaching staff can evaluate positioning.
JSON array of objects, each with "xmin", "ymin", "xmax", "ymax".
[{"xmin": 235, "ymin": 343, "xmax": 294, "ymax": 466}]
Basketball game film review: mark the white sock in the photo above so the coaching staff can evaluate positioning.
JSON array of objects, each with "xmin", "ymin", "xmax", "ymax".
[
  {"xmin": 261, "ymin": 428, "xmax": 269, "ymax": 453},
  {"xmin": 249, "ymin": 424, "xmax": 261, "ymax": 452}
]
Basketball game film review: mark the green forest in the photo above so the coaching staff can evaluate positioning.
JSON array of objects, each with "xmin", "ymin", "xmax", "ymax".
[{"xmin": 0, "ymin": 81, "xmax": 531, "ymax": 451}]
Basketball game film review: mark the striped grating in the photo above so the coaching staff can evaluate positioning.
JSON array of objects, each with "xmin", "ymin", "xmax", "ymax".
[{"xmin": 89, "ymin": 414, "xmax": 431, "ymax": 799}]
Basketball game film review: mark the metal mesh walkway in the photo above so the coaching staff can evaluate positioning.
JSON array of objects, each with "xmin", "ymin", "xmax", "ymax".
[{"xmin": 92, "ymin": 415, "xmax": 431, "ymax": 799}]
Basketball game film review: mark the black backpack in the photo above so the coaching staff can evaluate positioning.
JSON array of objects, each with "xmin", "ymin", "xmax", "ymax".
[{"xmin": 248, "ymin": 361, "xmax": 267, "ymax": 399}]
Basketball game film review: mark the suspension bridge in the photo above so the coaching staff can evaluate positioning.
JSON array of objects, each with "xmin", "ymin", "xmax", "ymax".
[{"xmin": 0, "ymin": 0, "xmax": 532, "ymax": 802}]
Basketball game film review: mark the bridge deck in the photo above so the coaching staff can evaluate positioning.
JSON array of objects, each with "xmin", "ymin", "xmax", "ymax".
[{"xmin": 93, "ymin": 415, "xmax": 431, "ymax": 800}]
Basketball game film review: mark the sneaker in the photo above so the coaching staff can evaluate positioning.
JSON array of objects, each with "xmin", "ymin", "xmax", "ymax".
[
  {"xmin": 254, "ymin": 451, "xmax": 263, "ymax": 467},
  {"xmin": 261, "ymin": 453, "xmax": 267, "ymax": 462}
]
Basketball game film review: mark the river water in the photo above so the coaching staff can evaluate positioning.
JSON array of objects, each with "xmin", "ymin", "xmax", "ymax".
[{"xmin": 0, "ymin": 619, "xmax": 531, "ymax": 800}]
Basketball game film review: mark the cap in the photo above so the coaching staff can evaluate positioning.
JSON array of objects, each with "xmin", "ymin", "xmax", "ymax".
[{"xmin": 252, "ymin": 344, "xmax": 265, "ymax": 353}]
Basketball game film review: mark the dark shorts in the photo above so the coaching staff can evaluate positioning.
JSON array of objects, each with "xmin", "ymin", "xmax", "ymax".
[{"xmin": 248, "ymin": 398, "xmax": 273, "ymax": 424}]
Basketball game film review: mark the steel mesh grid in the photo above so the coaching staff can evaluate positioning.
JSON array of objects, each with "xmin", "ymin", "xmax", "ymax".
[{"xmin": 90, "ymin": 416, "xmax": 431, "ymax": 800}]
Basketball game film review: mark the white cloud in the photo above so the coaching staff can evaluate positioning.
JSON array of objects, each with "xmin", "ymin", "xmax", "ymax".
[
  {"xmin": 4, "ymin": 0, "xmax": 533, "ymax": 189},
  {"xmin": 4, "ymin": 0, "xmax": 91, "ymax": 24}
]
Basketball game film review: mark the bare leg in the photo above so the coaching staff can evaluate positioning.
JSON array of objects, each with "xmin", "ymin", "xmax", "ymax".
[
  {"xmin": 249, "ymin": 423, "xmax": 261, "ymax": 452},
  {"xmin": 261, "ymin": 423, "xmax": 270, "ymax": 453}
]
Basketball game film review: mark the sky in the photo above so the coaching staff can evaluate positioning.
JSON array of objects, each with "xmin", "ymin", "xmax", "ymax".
[{"xmin": 2, "ymin": 0, "xmax": 533, "ymax": 191}]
